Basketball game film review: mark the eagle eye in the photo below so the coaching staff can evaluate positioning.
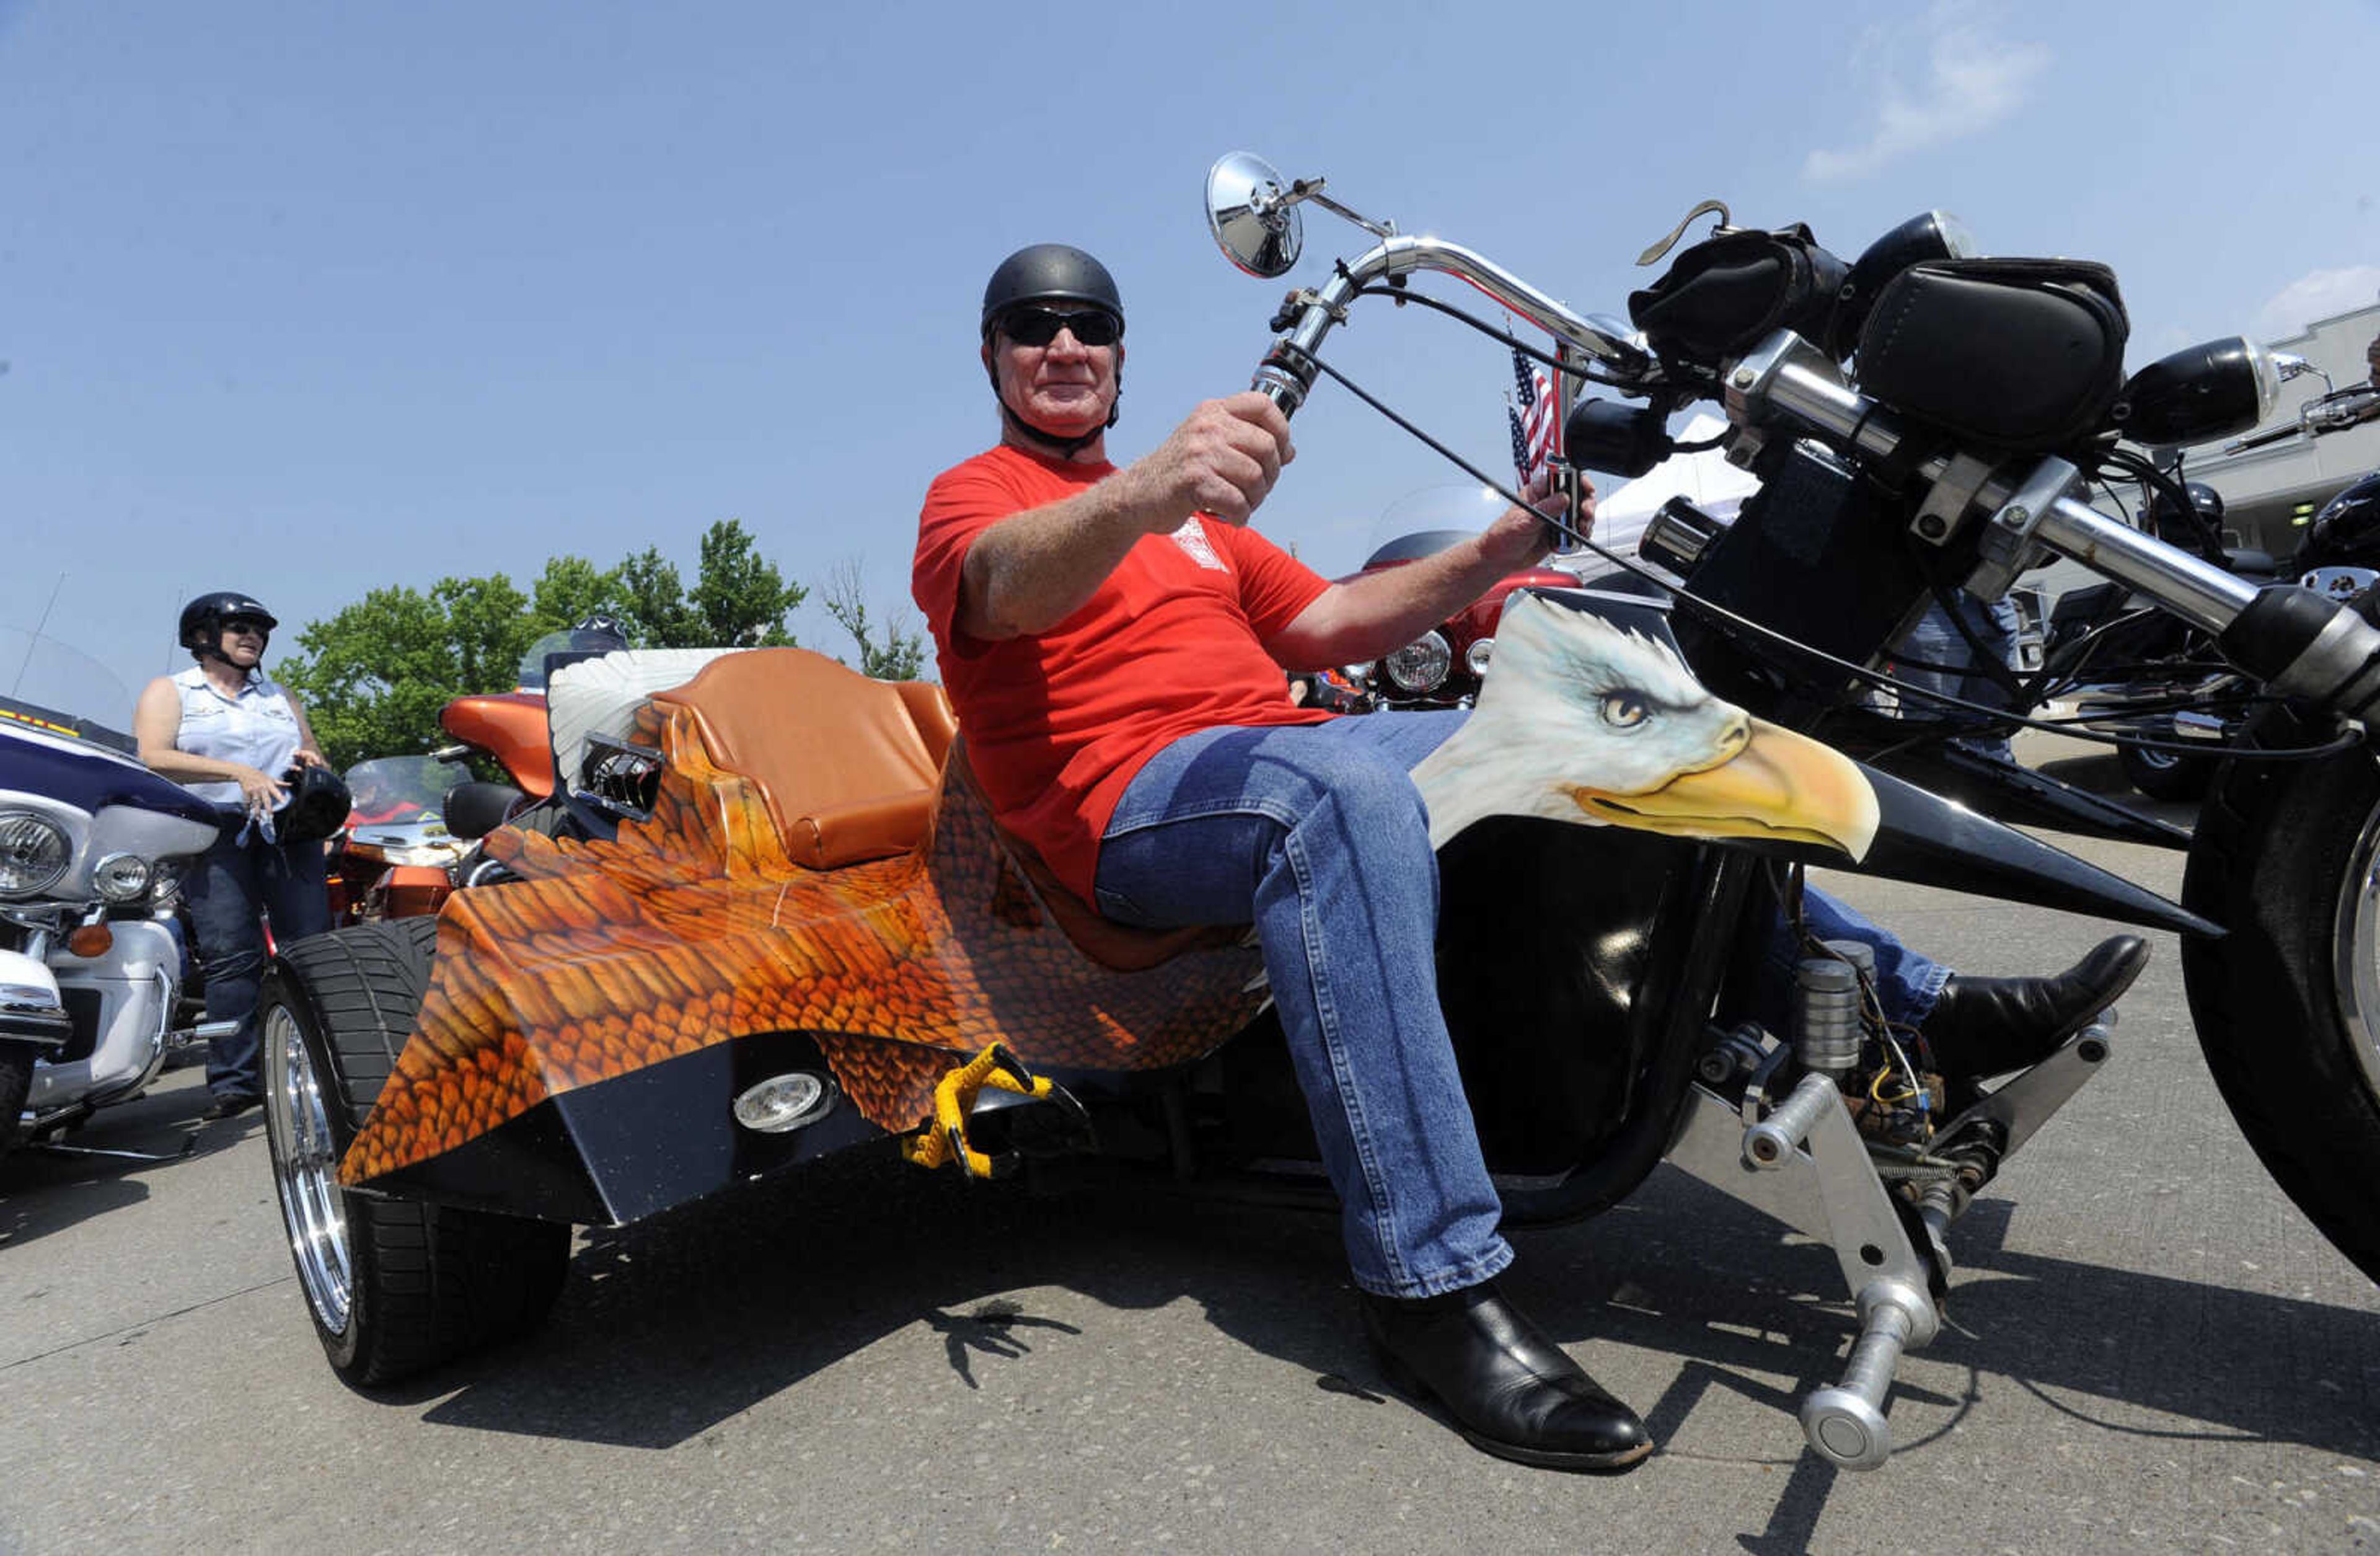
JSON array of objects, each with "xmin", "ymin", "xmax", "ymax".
[{"xmin": 1600, "ymin": 691, "xmax": 1650, "ymax": 729}]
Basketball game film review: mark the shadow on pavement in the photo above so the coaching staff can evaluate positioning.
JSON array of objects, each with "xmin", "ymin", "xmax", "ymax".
[
  {"xmin": 0, "ymin": 1077, "xmax": 251, "ymax": 1251},
  {"xmin": 382, "ymin": 1142, "xmax": 2376, "ymax": 1499}
]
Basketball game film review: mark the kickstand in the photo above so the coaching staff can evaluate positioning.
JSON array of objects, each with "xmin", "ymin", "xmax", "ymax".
[{"xmin": 29, "ymin": 1135, "xmax": 201, "ymax": 1164}]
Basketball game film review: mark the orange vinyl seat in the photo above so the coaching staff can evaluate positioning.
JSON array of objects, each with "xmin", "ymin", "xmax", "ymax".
[
  {"xmin": 652, "ymin": 648, "xmax": 955, "ymax": 869},
  {"xmin": 650, "ymin": 647, "xmax": 1242, "ymax": 970}
]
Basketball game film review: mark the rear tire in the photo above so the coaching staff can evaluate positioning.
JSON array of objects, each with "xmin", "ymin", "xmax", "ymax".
[
  {"xmin": 260, "ymin": 918, "xmax": 569, "ymax": 1386},
  {"xmin": 2182, "ymin": 707, "xmax": 2380, "ymax": 1284}
]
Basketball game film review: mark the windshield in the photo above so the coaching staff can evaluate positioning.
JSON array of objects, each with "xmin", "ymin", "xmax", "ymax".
[
  {"xmin": 0, "ymin": 625, "xmax": 138, "ymax": 749},
  {"xmin": 513, "ymin": 630, "xmax": 577, "ymax": 692},
  {"xmin": 342, "ymin": 756, "xmax": 466, "ymax": 827}
]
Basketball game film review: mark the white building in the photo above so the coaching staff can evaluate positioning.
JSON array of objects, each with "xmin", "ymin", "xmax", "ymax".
[{"xmin": 2171, "ymin": 301, "xmax": 2379, "ymax": 556}]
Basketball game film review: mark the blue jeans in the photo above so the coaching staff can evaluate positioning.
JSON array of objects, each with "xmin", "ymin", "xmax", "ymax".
[
  {"xmin": 1891, "ymin": 593, "xmax": 2022, "ymax": 763},
  {"xmin": 183, "ymin": 822, "xmax": 329, "ymax": 1100},
  {"xmin": 1092, "ymin": 710, "xmax": 1947, "ymax": 1299}
]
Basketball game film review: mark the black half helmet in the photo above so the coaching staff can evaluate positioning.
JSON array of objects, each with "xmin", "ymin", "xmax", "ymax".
[
  {"xmin": 2301, "ymin": 473, "xmax": 2380, "ymax": 572},
  {"xmin": 178, "ymin": 591, "xmax": 279, "ymax": 657},
  {"xmin": 276, "ymin": 763, "xmax": 352, "ymax": 845},
  {"xmin": 2147, "ymin": 480, "xmax": 2226, "ymax": 546},
  {"xmin": 980, "ymin": 244, "xmax": 1124, "ymax": 339}
]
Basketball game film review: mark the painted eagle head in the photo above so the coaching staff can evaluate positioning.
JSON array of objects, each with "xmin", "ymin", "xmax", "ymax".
[{"xmin": 1409, "ymin": 591, "xmax": 1879, "ymax": 859}]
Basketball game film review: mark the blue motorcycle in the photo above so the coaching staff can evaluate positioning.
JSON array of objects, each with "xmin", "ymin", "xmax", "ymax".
[{"xmin": 0, "ymin": 643, "xmax": 227, "ymax": 1157}]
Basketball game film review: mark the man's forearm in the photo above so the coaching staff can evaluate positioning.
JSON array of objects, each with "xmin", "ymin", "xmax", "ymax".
[
  {"xmin": 959, "ymin": 471, "xmax": 1183, "ymax": 640},
  {"xmin": 1274, "ymin": 534, "xmax": 1527, "ymax": 668}
]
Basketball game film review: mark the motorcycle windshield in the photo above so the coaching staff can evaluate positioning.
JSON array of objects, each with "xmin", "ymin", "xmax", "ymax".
[
  {"xmin": 342, "ymin": 756, "xmax": 467, "ymax": 831},
  {"xmin": 0, "ymin": 625, "xmax": 138, "ymax": 753}
]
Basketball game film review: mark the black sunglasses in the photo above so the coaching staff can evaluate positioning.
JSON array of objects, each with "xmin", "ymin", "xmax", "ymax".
[
  {"xmin": 1000, "ymin": 307, "xmax": 1121, "ymax": 348},
  {"xmin": 223, "ymin": 616, "xmax": 270, "ymax": 636}
]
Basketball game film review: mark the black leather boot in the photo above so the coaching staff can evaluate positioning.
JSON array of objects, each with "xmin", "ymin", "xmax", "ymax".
[
  {"xmin": 1920, "ymin": 934, "xmax": 2148, "ymax": 1081},
  {"xmin": 1359, "ymin": 1281, "xmax": 1654, "ymax": 1472}
]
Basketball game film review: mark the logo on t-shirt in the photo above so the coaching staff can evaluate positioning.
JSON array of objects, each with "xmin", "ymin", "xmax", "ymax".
[{"xmin": 1170, "ymin": 516, "xmax": 1228, "ymax": 572}]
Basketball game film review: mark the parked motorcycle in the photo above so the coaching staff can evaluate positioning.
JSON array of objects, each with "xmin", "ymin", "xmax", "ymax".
[
  {"xmin": 0, "ymin": 643, "xmax": 229, "ymax": 1157},
  {"xmin": 251, "ymin": 157, "xmax": 2380, "ymax": 1477},
  {"xmin": 324, "ymin": 755, "xmax": 472, "ymax": 926},
  {"xmin": 2040, "ymin": 391, "xmax": 2380, "ymax": 801}
]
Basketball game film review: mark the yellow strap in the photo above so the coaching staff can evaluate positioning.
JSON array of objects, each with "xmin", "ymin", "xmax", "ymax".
[{"xmin": 899, "ymin": 1043, "xmax": 1056, "ymax": 1178}]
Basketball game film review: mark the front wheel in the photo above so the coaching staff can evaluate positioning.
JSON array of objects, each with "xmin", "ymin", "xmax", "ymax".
[
  {"xmin": 261, "ymin": 918, "xmax": 570, "ymax": 1386},
  {"xmin": 2182, "ymin": 710, "xmax": 2380, "ymax": 1284},
  {"xmin": 0, "ymin": 1041, "xmax": 35, "ymax": 1159}
]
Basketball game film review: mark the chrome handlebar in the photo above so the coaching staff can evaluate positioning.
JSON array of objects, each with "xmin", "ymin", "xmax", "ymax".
[{"xmin": 1252, "ymin": 234, "xmax": 1652, "ymax": 417}]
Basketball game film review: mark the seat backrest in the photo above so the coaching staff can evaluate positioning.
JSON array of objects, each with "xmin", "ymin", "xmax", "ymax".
[{"xmin": 652, "ymin": 648, "xmax": 951, "ymax": 869}]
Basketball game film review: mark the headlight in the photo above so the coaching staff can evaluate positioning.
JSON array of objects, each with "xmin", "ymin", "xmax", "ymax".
[
  {"xmin": 2247, "ymin": 338, "xmax": 2283, "ymax": 425},
  {"xmin": 0, "ymin": 811, "xmax": 72, "ymax": 898},
  {"xmin": 90, "ymin": 852, "xmax": 154, "ymax": 903},
  {"xmin": 373, "ymin": 842, "xmax": 467, "ymax": 869},
  {"xmin": 1383, "ymin": 631, "xmax": 1453, "ymax": 695},
  {"xmin": 1465, "ymin": 639, "xmax": 1495, "ymax": 678}
]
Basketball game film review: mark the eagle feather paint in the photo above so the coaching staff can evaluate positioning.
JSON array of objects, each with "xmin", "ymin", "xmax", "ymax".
[{"xmin": 1409, "ymin": 592, "xmax": 1879, "ymax": 860}]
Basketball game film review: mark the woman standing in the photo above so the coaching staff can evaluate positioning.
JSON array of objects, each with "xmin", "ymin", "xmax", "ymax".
[{"xmin": 133, "ymin": 592, "xmax": 332, "ymax": 1121}]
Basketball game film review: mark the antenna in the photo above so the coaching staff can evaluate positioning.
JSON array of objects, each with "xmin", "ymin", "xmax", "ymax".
[{"xmin": 9, "ymin": 573, "xmax": 66, "ymax": 698}]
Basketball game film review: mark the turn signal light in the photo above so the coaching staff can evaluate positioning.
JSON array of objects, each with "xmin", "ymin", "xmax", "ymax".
[{"xmin": 65, "ymin": 924, "xmax": 115, "ymax": 958}]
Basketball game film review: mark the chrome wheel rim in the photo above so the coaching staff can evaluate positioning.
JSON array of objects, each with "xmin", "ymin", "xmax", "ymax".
[
  {"xmin": 263, "ymin": 1002, "xmax": 353, "ymax": 1335},
  {"xmin": 2330, "ymin": 797, "xmax": 2380, "ymax": 1105}
]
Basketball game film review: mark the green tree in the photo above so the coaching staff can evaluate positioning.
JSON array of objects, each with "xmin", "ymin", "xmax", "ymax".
[
  {"xmin": 275, "ymin": 522, "xmax": 813, "ymax": 767},
  {"xmin": 529, "ymin": 554, "xmax": 629, "ymax": 633},
  {"xmin": 617, "ymin": 546, "xmax": 705, "ymax": 648},
  {"xmin": 276, "ymin": 573, "xmax": 539, "ymax": 767},
  {"xmin": 690, "ymin": 518, "xmax": 806, "ymax": 647},
  {"xmin": 822, "ymin": 557, "xmax": 925, "ymax": 680}
]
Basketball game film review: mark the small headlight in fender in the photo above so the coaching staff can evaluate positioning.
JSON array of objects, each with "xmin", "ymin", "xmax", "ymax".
[{"xmin": 91, "ymin": 852, "xmax": 154, "ymax": 903}]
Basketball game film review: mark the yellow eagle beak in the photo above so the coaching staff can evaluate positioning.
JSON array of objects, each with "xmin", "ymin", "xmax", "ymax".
[{"xmin": 1560, "ymin": 717, "xmax": 1879, "ymax": 861}]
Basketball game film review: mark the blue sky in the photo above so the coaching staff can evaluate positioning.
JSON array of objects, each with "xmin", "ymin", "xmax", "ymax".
[{"xmin": 5, "ymin": 0, "xmax": 2378, "ymax": 715}]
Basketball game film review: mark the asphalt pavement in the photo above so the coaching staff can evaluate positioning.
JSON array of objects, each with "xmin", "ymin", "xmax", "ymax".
[{"xmin": 3, "ymin": 743, "xmax": 2377, "ymax": 1555}]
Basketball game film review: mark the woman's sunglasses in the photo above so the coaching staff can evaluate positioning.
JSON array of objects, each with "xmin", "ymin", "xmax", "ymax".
[
  {"xmin": 223, "ymin": 616, "xmax": 271, "ymax": 636},
  {"xmin": 1000, "ymin": 307, "xmax": 1121, "ymax": 348}
]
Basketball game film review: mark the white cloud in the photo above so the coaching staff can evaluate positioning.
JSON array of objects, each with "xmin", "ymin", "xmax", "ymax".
[
  {"xmin": 2253, "ymin": 266, "xmax": 2380, "ymax": 342},
  {"xmin": 1803, "ymin": 7, "xmax": 2051, "ymax": 184}
]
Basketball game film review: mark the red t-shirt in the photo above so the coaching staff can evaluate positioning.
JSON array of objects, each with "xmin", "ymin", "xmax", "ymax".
[{"xmin": 913, "ymin": 443, "xmax": 1335, "ymax": 900}]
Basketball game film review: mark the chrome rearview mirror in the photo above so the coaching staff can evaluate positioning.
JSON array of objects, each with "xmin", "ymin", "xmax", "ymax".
[{"xmin": 1206, "ymin": 151, "xmax": 1303, "ymax": 278}]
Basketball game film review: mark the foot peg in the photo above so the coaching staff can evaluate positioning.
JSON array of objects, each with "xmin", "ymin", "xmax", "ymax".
[
  {"xmin": 1799, "ymin": 1280, "xmax": 1930, "ymax": 1470},
  {"xmin": 1667, "ymin": 1067, "xmax": 1942, "ymax": 1472}
]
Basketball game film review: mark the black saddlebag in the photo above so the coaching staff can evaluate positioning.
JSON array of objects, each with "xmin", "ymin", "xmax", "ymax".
[{"xmin": 1854, "ymin": 257, "xmax": 2128, "ymax": 452}]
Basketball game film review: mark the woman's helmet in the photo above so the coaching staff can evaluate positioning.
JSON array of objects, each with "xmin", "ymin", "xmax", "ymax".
[
  {"xmin": 178, "ymin": 592, "xmax": 279, "ymax": 660},
  {"xmin": 276, "ymin": 763, "xmax": 352, "ymax": 844}
]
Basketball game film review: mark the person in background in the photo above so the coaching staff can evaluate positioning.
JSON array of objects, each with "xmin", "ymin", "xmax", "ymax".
[
  {"xmin": 133, "ymin": 593, "xmax": 330, "ymax": 1122},
  {"xmin": 1887, "ymin": 591, "xmax": 2024, "ymax": 763}
]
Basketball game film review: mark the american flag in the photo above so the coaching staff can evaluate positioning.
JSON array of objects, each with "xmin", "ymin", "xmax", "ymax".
[{"xmin": 1507, "ymin": 346, "xmax": 1556, "ymax": 487}]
